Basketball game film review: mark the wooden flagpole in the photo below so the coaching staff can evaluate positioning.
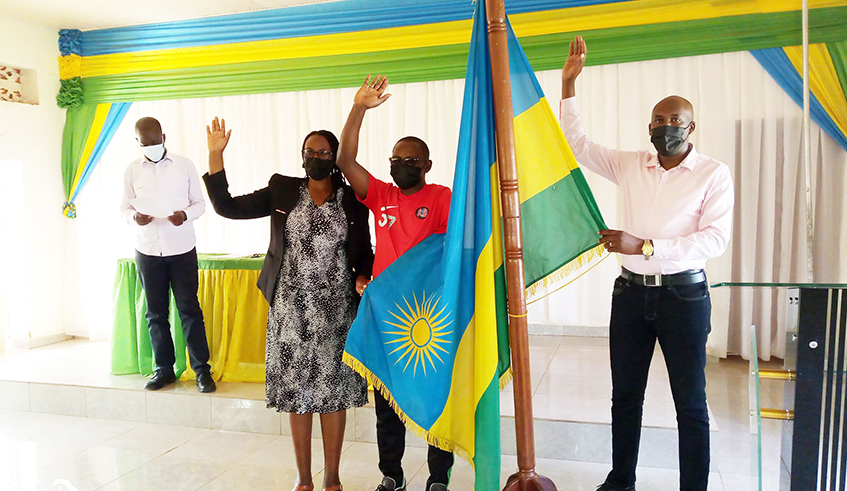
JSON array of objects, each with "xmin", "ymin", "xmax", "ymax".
[{"xmin": 484, "ymin": 1, "xmax": 557, "ymax": 489}]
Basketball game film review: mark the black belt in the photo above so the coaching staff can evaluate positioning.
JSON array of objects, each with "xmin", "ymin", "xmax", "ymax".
[{"xmin": 620, "ymin": 268, "xmax": 706, "ymax": 287}]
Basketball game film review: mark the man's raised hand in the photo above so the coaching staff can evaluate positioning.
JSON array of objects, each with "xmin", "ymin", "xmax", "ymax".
[
  {"xmin": 353, "ymin": 75, "xmax": 391, "ymax": 109},
  {"xmin": 562, "ymin": 35, "xmax": 587, "ymax": 83},
  {"xmin": 561, "ymin": 35, "xmax": 586, "ymax": 99}
]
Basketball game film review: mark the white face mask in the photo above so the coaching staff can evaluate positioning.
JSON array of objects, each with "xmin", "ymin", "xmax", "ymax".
[{"xmin": 141, "ymin": 143, "xmax": 166, "ymax": 162}]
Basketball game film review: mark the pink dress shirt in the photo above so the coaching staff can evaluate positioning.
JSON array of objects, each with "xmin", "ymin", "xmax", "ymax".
[{"xmin": 559, "ymin": 97, "xmax": 734, "ymax": 276}]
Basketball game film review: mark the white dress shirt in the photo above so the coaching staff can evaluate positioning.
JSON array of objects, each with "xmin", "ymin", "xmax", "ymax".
[
  {"xmin": 559, "ymin": 97, "xmax": 734, "ymax": 275},
  {"xmin": 120, "ymin": 151, "xmax": 205, "ymax": 257}
]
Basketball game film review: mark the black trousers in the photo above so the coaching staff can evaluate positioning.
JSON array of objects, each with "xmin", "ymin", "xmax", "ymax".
[
  {"xmin": 135, "ymin": 248, "xmax": 211, "ymax": 376},
  {"xmin": 375, "ymin": 390, "xmax": 454, "ymax": 489},
  {"xmin": 605, "ymin": 275, "xmax": 712, "ymax": 491}
]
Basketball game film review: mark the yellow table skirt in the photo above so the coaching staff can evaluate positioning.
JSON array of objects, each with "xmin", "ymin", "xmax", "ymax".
[{"xmin": 110, "ymin": 255, "xmax": 269, "ymax": 383}]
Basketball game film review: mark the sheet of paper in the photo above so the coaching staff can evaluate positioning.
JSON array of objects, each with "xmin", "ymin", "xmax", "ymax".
[{"xmin": 130, "ymin": 195, "xmax": 174, "ymax": 218}]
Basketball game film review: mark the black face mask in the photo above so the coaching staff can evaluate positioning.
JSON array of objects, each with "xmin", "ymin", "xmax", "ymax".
[
  {"xmin": 390, "ymin": 163, "xmax": 422, "ymax": 190},
  {"xmin": 650, "ymin": 124, "xmax": 691, "ymax": 157},
  {"xmin": 304, "ymin": 157, "xmax": 334, "ymax": 181}
]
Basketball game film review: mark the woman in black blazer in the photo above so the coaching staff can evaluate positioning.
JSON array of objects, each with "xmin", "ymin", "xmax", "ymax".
[{"xmin": 204, "ymin": 117, "xmax": 373, "ymax": 491}]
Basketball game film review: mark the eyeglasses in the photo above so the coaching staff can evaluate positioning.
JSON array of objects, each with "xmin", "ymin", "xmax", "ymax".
[
  {"xmin": 389, "ymin": 156, "xmax": 422, "ymax": 166},
  {"xmin": 302, "ymin": 149, "xmax": 333, "ymax": 160}
]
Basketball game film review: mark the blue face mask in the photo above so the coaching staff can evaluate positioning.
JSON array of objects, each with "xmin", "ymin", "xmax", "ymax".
[
  {"xmin": 141, "ymin": 143, "xmax": 166, "ymax": 162},
  {"xmin": 650, "ymin": 124, "xmax": 691, "ymax": 157}
]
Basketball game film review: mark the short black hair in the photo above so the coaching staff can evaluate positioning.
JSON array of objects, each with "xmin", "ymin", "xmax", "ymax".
[
  {"xmin": 302, "ymin": 129, "xmax": 339, "ymax": 158},
  {"xmin": 135, "ymin": 117, "xmax": 162, "ymax": 134},
  {"xmin": 396, "ymin": 136, "xmax": 430, "ymax": 161}
]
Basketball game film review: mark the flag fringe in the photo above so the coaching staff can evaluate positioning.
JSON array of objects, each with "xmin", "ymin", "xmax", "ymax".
[
  {"xmin": 342, "ymin": 351, "xmax": 477, "ymax": 468},
  {"xmin": 498, "ymin": 367, "xmax": 513, "ymax": 390},
  {"xmin": 525, "ymin": 244, "xmax": 608, "ymax": 303}
]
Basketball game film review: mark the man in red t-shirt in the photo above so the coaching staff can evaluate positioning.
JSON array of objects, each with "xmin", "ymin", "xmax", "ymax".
[{"xmin": 337, "ymin": 75, "xmax": 453, "ymax": 491}]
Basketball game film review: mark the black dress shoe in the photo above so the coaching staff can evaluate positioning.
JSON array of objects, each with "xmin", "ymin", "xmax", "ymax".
[
  {"xmin": 196, "ymin": 372, "xmax": 216, "ymax": 393},
  {"xmin": 596, "ymin": 483, "xmax": 635, "ymax": 491},
  {"xmin": 145, "ymin": 371, "xmax": 176, "ymax": 390}
]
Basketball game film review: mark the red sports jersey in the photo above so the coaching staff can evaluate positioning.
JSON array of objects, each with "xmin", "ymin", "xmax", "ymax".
[{"xmin": 360, "ymin": 173, "xmax": 451, "ymax": 278}]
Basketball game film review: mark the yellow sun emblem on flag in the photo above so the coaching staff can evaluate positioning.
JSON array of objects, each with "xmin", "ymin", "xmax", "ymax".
[{"xmin": 384, "ymin": 292, "xmax": 453, "ymax": 376}]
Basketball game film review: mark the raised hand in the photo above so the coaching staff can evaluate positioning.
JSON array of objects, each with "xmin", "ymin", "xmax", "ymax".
[
  {"xmin": 562, "ymin": 35, "xmax": 586, "ymax": 83},
  {"xmin": 206, "ymin": 116, "xmax": 232, "ymax": 153},
  {"xmin": 353, "ymin": 75, "xmax": 391, "ymax": 109}
]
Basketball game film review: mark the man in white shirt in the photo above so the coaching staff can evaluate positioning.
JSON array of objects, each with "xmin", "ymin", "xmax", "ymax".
[
  {"xmin": 559, "ymin": 37, "xmax": 734, "ymax": 491},
  {"xmin": 119, "ymin": 117, "xmax": 215, "ymax": 393}
]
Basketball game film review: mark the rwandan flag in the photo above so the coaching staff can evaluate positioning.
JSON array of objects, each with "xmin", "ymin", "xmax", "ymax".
[{"xmin": 343, "ymin": 2, "xmax": 607, "ymax": 489}]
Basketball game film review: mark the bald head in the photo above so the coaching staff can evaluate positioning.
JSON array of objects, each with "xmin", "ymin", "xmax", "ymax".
[
  {"xmin": 651, "ymin": 96, "xmax": 694, "ymax": 127},
  {"xmin": 135, "ymin": 117, "xmax": 164, "ymax": 147},
  {"xmin": 135, "ymin": 117, "xmax": 161, "ymax": 134},
  {"xmin": 648, "ymin": 95, "xmax": 696, "ymax": 162}
]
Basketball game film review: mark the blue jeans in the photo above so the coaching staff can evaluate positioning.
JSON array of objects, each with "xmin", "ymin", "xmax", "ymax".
[{"xmin": 605, "ymin": 274, "xmax": 711, "ymax": 491}]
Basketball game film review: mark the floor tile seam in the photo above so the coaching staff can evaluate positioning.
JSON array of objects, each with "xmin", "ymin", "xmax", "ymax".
[
  {"xmin": 158, "ymin": 437, "xmax": 218, "ymax": 462},
  {"xmin": 540, "ymin": 335, "xmax": 566, "ymax": 350},
  {"xmin": 137, "ymin": 452, "xmax": 236, "ymax": 484},
  {"xmin": 81, "ymin": 447, "xmax": 156, "ymax": 491},
  {"xmin": 103, "ymin": 422, "xmax": 186, "ymax": 456},
  {"xmin": 239, "ymin": 432, "xmax": 290, "ymax": 465},
  {"xmin": 531, "ymin": 355, "xmax": 557, "ymax": 396},
  {"xmin": 167, "ymin": 433, "xmax": 271, "ymax": 467},
  {"xmin": 405, "ymin": 458, "xmax": 430, "ymax": 487},
  {"xmin": 21, "ymin": 422, "xmax": 55, "ymax": 442},
  {"xmin": 200, "ymin": 460, "xmax": 234, "ymax": 490},
  {"xmin": 531, "ymin": 341, "xmax": 570, "ymax": 397},
  {"xmin": 99, "ymin": 422, "xmax": 141, "ymax": 446}
]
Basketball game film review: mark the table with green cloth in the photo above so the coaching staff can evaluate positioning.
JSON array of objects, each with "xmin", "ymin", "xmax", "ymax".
[{"xmin": 111, "ymin": 253, "xmax": 269, "ymax": 382}]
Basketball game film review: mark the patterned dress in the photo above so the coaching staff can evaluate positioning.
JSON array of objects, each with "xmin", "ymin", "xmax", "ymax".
[{"xmin": 265, "ymin": 183, "xmax": 368, "ymax": 413}]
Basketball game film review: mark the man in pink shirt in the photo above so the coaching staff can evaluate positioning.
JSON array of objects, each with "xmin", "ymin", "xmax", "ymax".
[{"xmin": 559, "ymin": 37, "xmax": 734, "ymax": 491}]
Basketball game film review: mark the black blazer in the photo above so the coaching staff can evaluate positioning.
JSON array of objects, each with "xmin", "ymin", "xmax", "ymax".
[{"xmin": 203, "ymin": 170, "xmax": 374, "ymax": 303}]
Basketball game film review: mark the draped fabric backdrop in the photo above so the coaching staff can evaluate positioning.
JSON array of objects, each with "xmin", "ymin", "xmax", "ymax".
[
  {"xmin": 65, "ymin": 50, "xmax": 847, "ymax": 361},
  {"xmin": 56, "ymin": 0, "xmax": 847, "ymax": 217}
]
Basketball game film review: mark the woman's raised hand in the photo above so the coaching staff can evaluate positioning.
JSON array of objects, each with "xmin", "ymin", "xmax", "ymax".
[{"xmin": 207, "ymin": 116, "xmax": 232, "ymax": 153}]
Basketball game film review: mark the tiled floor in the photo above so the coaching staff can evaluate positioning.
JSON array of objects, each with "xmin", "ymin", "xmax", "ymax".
[{"xmin": 0, "ymin": 336, "xmax": 787, "ymax": 490}]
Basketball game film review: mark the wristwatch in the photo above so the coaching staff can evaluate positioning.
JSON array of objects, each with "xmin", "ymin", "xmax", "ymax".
[{"xmin": 641, "ymin": 239, "xmax": 654, "ymax": 260}]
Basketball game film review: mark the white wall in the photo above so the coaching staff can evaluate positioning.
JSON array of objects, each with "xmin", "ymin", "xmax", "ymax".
[{"xmin": 0, "ymin": 15, "xmax": 66, "ymax": 342}]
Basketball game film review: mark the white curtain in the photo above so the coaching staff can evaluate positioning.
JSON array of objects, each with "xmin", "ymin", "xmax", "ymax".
[{"xmin": 64, "ymin": 51, "xmax": 847, "ymax": 361}]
